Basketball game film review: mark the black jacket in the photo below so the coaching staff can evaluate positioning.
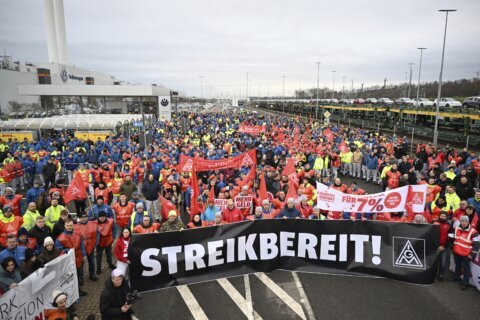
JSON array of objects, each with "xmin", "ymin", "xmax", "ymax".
[
  {"xmin": 100, "ymin": 278, "xmax": 132, "ymax": 320},
  {"xmin": 141, "ymin": 180, "xmax": 160, "ymax": 201},
  {"xmin": 27, "ymin": 225, "xmax": 51, "ymax": 248},
  {"xmin": 52, "ymin": 219, "xmax": 66, "ymax": 240},
  {"xmin": 43, "ymin": 163, "xmax": 57, "ymax": 179}
]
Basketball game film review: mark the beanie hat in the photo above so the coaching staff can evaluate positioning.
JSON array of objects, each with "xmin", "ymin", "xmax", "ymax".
[
  {"xmin": 111, "ymin": 268, "xmax": 123, "ymax": 277},
  {"xmin": 17, "ymin": 227, "xmax": 28, "ymax": 237},
  {"xmin": 52, "ymin": 290, "xmax": 67, "ymax": 304},
  {"xmin": 43, "ymin": 236, "xmax": 54, "ymax": 247},
  {"xmin": 168, "ymin": 210, "xmax": 177, "ymax": 217}
]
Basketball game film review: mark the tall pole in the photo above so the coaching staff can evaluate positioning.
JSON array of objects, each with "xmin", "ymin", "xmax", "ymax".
[
  {"xmin": 407, "ymin": 63, "xmax": 415, "ymax": 98},
  {"xmin": 434, "ymin": 9, "xmax": 457, "ymax": 146},
  {"xmin": 332, "ymin": 71, "xmax": 336, "ymax": 99},
  {"xmin": 342, "ymin": 76, "xmax": 346, "ymax": 99},
  {"xmin": 404, "ymin": 72, "xmax": 408, "ymax": 97},
  {"xmin": 416, "ymin": 48, "xmax": 427, "ymax": 106},
  {"xmin": 246, "ymin": 71, "xmax": 249, "ymax": 102},
  {"xmin": 282, "ymin": 75, "xmax": 286, "ymax": 113},
  {"xmin": 351, "ymin": 79, "xmax": 353, "ymax": 98},
  {"xmin": 315, "ymin": 62, "xmax": 320, "ymax": 119},
  {"xmin": 199, "ymin": 75, "xmax": 204, "ymax": 99}
]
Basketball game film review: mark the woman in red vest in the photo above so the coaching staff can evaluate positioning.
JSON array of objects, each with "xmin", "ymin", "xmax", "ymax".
[
  {"xmin": 114, "ymin": 227, "xmax": 131, "ymax": 276},
  {"xmin": 96, "ymin": 212, "xmax": 115, "ymax": 274}
]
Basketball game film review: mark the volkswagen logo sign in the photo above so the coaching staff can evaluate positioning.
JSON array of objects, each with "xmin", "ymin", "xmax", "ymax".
[
  {"xmin": 160, "ymin": 98, "xmax": 169, "ymax": 107},
  {"xmin": 60, "ymin": 68, "xmax": 68, "ymax": 83}
]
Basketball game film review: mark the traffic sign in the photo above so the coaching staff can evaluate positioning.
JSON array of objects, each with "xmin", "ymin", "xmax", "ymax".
[{"xmin": 324, "ymin": 111, "xmax": 331, "ymax": 118}]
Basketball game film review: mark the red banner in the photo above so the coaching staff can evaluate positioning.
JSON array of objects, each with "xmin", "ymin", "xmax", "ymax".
[
  {"xmin": 238, "ymin": 125, "xmax": 266, "ymax": 135},
  {"xmin": 179, "ymin": 149, "xmax": 257, "ymax": 172}
]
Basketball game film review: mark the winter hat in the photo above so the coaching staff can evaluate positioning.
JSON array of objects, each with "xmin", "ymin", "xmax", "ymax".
[
  {"xmin": 168, "ymin": 210, "xmax": 177, "ymax": 217},
  {"xmin": 43, "ymin": 236, "xmax": 54, "ymax": 247},
  {"xmin": 52, "ymin": 290, "xmax": 67, "ymax": 305},
  {"xmin": 25, "ymin": 248, "xmax": 36, "ymax": 260},
  {"xmin": 111, "ymin": 269, "xmax": 123, "ymax": 277},
  {"xmin": 17, "ymin": 227, "xmax": 28, "ymax": 237},
  {"xmin": 215, "ymin": 212, "xmax": 222, "ymax": 218}
]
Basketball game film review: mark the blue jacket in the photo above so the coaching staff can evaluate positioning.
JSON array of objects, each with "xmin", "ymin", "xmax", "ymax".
[
  {"xmin": 26, "ymin": 186, "xmax": 45, "ymax": 204},
  {"xmin": 0, "ymin": 246, "xmax": 26, "ymax": 265},
  {"xmin": 201, "ymin": 205, "xmax": 220, "ymax": 222},
  {"xmin": 88, "ymin": 204, "xmax": 115, "ymax": 221},
  {"xmin": 366, "ymin": 155, "xmax": 379, "ymax": 170},
  {"xmin": 467, "ymin": 197, "xmax": 480, "ymax": 216}
]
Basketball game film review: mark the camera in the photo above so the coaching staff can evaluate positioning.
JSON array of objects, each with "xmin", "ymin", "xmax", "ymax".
[{"xmin": 126, "ymin": 290, "xmax": 142, "ymax": 305}]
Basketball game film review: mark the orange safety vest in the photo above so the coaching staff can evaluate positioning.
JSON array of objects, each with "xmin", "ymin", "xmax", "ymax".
[
  {"xmin": 74, "ymin": 221, "xmax": 98, "ymax": 255},
  {"xmin": 0, "ymin": 216, "xmax": 23, "ymax": 247},
  {"xmin": 97, "ymin": 218, "xmax": 114, "ymax": 248},
  {"xmin": 112, "ymin": 202, "xmax": 135, "ymax": 228},
  {"xmin": 94, "ymin": 187, "xmax": 111, "ymax": 203},
  {"xmin": 57, "ymin": 231, "xmax": 84, "ymax": 268},
  {"xmin": 453, "ymin": 227, "xmax": 476, "ymax": 257},
  {"xmin": 133, "ymin": 223, "xmax": 160, "ymax": 234},
  {"xmin": 386, "ymin": 170, "xmax": 401, "ymax": 189},
  {"xmin": 0, "ymin": 195, "xmax": 23, "ymax": 216},
  {"xmin": 109, "ymin": 178, "xmax": 123, "ymax": 195}
]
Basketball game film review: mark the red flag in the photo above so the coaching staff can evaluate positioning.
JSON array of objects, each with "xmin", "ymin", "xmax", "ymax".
[
  {"xmin": 64, "ymin": 173, "xmax": 87, "ymax": 204},
  {"xmin": 258, "ymin": 174, "xmax": 268, "ymax": 203},
  {"xmin": 237, "ymin": 165, "xmax": 256, "ymax": 189},
  {"xmin": 190, "ymin": 171, "xmax": 202, "ymax": 216},
  {"xmin": 324, "ymin": 128, "xmax": 334, "ymax": 143},
  {"xmin": 339, "ymin": 141, "xmax": 348, "ymax": 153},
  {"xmin": 159, "ymin": 194, "xmax": 178, "ymax": 221},
  {"xmin": 282, "ymin": 157, "xmax": 299, "ymax": 187},
  {"xmin": 293, "ymin": 126, "xmax": 300, "ymax": 147},
  {"xmin": 209, "ymin": 184, "xmax": 215, "ymax": 201},
  {"xmin": 285, "ymin": 181, "xmax": 298, "ymax": 201}
]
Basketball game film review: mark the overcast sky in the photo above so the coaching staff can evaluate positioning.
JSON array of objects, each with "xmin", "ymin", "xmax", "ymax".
[{"xmin": 1, "ymin": 0, "xmax": 479, "ymax": 97}]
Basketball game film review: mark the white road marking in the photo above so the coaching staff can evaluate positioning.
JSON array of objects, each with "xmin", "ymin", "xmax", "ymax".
[
  {"xmin": 217, "ymin": 278, "xmax": 263, "ymax": 320},
  {"xmin": 177, "ymin": 285, "xmax": 209, "ymax": 320},
  {"xmin": 255, "ymin": 272, "xmax": 306, "ymax": 320},
  {"xmin": 292, "ymin": 272, "xmax": 317, "ymax": 320},
  {"xmin": 244, "ymin": 274, "xmax": 255, "ymax": 320}
]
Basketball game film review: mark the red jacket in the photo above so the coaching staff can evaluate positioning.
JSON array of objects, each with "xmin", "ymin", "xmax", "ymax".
[
  {"xmin": 296, "ymin": 203, "xmax": 313, "ymax": 219},
  {"xmin": 434, "ymin": 220, "xmax": 450, "ymax": 246},
  {"xmin": 74, "ymin": 221, "xmax": 98, "ymax": 255},
  {"xmin": 114, "ymin": 237, "xmax": 130, "ymax": 263},
  {"xmin": 223, "ymin": 207, "xmax": 244, "ymax": 223},
  {"xmin": 0, "ymin": 195, "xmax": 23, "ymax": 216}
]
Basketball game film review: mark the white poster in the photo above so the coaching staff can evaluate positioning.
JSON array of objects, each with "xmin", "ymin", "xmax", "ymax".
[
  {"xmin": 0, "ymin": 250, "xmax": 79, "ymax": 320},
  {"xmin": 316, "ymin": 183, "xmax": 427, "ymax": 213},
  {"xmin": 158, "ymin": 95, "xmax": 172, "ymax": 121}
]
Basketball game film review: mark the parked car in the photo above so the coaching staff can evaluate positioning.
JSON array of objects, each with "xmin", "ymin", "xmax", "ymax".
[
  {"xmin": 433, "ymin": 97, "xmax": 462, "ymax": 108},
  {"xmin": 365, "ymin": 98, "xmax": 377, "ymax": 104},
  {"xmin": 462, "ymin": 96, "xmax": 480, "ymax": 109},
  {"xmin": 411, "ymin": 98, "xmax": 434, "ymax": 107},
  {"xmin": 353, "ymin": 98, "xmax": 365, "ymax": 104},
  {"xmin": 394, "ymin": 98, "xmax": 412, "ymax": 105},
  {"xmin": 377, "ymin": 98, "xmax": 394, "ymax": 106}
]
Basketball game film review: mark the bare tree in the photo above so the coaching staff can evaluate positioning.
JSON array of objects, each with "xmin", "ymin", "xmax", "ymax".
[{"xmin": 8, "ymin": 101, "xmax": 23, "ymax": 113}]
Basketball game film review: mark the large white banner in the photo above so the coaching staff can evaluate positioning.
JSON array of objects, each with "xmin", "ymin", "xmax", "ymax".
[
  {"xmin": 0, "ymin": 250, "xmax": 79, "ymax": 320},
  {"xmin": 316, "ymin": 183, "xmax": 427, "ymax": 213},
  {"xmin": 158, "ymin": 95, "xmax": 172, "ymax": 121},
  {"xmin": 449, "ymin": 253, "xmax": 480, "ymax": 291}
]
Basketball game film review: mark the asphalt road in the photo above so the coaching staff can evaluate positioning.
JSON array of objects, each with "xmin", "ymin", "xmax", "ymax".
[{"xmin": 134, "ymin": 270, "xmax": 479, "ymax": 320}]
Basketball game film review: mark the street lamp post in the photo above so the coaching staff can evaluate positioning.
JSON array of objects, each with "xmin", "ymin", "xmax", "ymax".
[
  {"xmin": 282, "ymin": 75, "xmax": 286, "ymax": 113},
  {"xmin": 342, "ymin": 76, "xmax": 346, "ymax": 99},
  {"xmin": 407, "ymin": 63, "xmax": 415, "ymax": 98},
  {"xmin": 315, "ymin": 62, "xmax": 320, "ymax": 119},
  {"xmin": 416, "ymin": 47, "xmax": 427, "ymax": 106},
  {"xmin": 434, "ymin": 9, "xmax": 457, "ymax": 146},
  {"xmin": 332, "ymin": 71, "xmax": 336, "ymax": 100},
  {"xmin": 246, "ymin": 71, "xmax": 249, "ymax": 103},
  {"xmin": 199, "ymin": 75, "xmax": 205, "ymax": 99}
]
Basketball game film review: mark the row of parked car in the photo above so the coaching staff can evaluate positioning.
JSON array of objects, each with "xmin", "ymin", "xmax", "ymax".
[{"xmin": 333, "ymin": 96, "xmax": 480, "ymax": 109}]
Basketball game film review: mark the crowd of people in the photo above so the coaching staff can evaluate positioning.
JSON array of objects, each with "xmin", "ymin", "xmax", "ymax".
[{"xmin": 0, "ymin": 110, "xmax": 478, "ymax": 318}]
